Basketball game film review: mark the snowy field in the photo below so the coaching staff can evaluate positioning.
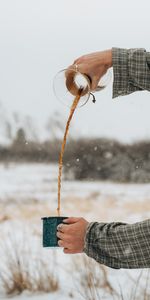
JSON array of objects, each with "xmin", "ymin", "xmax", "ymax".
[{"xmin": 0, "ymin": 163, "xmax": 150, "ymax": 300}]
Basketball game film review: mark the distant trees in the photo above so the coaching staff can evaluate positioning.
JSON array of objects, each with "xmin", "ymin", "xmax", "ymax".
[
  {"xmin": 63, "ymin": 138, "xmax": 150, "ymax": 183},
  {"xmin": 0, "ymin": 136, "xmax": 150, "ymax": 183},
  {"xmin": 14, "ymin": 128, "xmax": 26, "ymax": 145}
]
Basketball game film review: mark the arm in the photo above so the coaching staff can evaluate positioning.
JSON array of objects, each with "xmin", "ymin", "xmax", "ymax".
[
  {"xmin": 84, "ymin": 219, "xmax": 150, "ymax": 269},
  {"xmin": 57, "ymin": 218, "xmax": 150, "ymax": 269},
  {"xmin": 67, "ymin": 48, "xmax": 150, "ymax": 98},
  {"xmin": 112, "ymin": 47, "xmax": 150, "ymax": 98}
]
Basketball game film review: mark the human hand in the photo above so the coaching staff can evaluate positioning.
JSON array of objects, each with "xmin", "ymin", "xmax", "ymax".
[
  {"xmin": 57, "ymin": 217, "xmax": 89, "ymax": 254},
  {"xmin": 67, "ymin": 49, "xmax": 112, "ymax": 91}
]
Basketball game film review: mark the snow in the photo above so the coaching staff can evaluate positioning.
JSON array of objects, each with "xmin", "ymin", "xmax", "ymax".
[
  {"xmin": 0, "ymin": 163, "xmax": 150, "ymax": 300},
  {"xmin": 10, "ymin": 292, "xmax": 74, "ymax": 300},
  {"xmin": 0, "ymin": 162, "xmax": 150, "ymax": 203}
]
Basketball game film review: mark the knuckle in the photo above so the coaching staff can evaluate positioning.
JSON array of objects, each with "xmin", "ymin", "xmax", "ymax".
[
  {"xmin": 56, "ymin": 232, "xmax": 60, "ymax": 238},
  {"xmin": 58, "ymin": 240, "xmax": 63, "ymax": 247},
  {"xmin": 58, "ymin": 233, "xmax": 62, "ymax": 239},
  {"xmin": 57, "ymin": 223, "xmax": 63, "ymax": 231}
]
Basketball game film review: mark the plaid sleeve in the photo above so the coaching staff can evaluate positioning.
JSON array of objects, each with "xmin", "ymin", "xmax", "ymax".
[
  {"xmin": 83, "ymin": 219, "xmax": 150, "ymax": 269},
  {"xmin": 112, "ymin": 47, "xmax": 150, "ymax": 98}
]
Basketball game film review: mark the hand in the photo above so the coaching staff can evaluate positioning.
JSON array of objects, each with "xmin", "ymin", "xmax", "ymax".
[
  {"xmin": 67, "ymin": 49, "xmax": 112, "ymax": 91},
  {"xmin": 57, "ymin": 217, "xmax": 89, "ymax": 254}
]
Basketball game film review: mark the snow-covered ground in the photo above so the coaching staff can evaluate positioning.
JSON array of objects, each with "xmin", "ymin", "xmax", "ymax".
[{"xmin": 0, "ymin": 163, "xmax": 150, "ymax": 300}]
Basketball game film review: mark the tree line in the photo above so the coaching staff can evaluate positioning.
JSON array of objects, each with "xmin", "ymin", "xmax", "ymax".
[{"xmin": 0, "ymin": 127, "xmax": 150, "ymax": 183}]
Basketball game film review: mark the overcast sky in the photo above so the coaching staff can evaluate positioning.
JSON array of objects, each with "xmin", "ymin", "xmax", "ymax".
[{"xmin": 0, "ymin": 0, "xmax": 150, "ymax": 142}]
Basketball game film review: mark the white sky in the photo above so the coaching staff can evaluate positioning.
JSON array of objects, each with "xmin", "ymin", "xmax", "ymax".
[{"xmin": 0, "ymin": 0, "xmax": 150, "ymax": 142}]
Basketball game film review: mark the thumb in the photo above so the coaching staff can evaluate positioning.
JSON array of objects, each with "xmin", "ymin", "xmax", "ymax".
[
  {"xmin": 91, "ymin": 75, "xmax": 100, "ymax": 91},
  {"xmin": 63, "ymin": 217, "xmax": 81, "ymax": 224}
]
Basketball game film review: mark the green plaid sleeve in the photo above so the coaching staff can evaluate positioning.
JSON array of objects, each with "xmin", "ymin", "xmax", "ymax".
[
  {"xmin": 83, "ymin": 219, "xmax": 150, "ymax": 269},
  {"xmin": 112, "ymin": 47, "xmax": 150, "ymax": 98}
]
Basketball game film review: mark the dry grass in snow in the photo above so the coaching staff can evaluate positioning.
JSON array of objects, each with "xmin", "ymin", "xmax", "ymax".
[{"xmin": 0, "ymin": 224, "xmax": 59, "ymax": 296}]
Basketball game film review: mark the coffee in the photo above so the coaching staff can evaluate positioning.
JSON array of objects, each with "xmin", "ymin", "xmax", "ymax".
[{"xmin": 57, "ymin": 90, "xmax": 82, "ymax": 216}]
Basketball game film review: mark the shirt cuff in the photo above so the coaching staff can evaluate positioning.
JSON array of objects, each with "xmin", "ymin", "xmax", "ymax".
[
  {"xmin": 83, "ymin": 221, "xmax": 121, "ymax": 269},
  {"xmin": 112, "ymin": 47, "xmax": 129, "ymax": 98},
  {"xmin": 83, "ymin": 222, "xmax": 96, "ymax": 255},
  {"xmin": 112, "ymin": 47, "xmax": 142, "ymax": 98}
]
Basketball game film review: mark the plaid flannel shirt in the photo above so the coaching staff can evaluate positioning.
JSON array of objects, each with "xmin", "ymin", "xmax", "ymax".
[
  {"xmin": 83, "ymin": 48, "xmax": 150, "ymax": 269},
  {"xmin": 112, "ymin": 47, "xmax": 150, "ymax": 98}
]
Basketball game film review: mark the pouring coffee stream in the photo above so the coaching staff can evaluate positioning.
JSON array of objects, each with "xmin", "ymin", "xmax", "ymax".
[
  {"xmin": 57, "ymin": 89, "xmax": 83, "ymax": 216},
  {"xmin": 55, "ymin": 67, "xmax": 111, "ymax": 215}
]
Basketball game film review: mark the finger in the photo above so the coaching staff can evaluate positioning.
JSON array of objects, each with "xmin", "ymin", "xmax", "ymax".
[
  {"xmin": 67, "ymin": 64, "xmax": 76, "ymax": 71},
  {"xmin": 56, "ymin": 231, "xmax": 65, "ymax": 239},
  {"xmin": 73, "ymin": 57, "xmax": 81, "ymax": 64},
  {"xmin": 56, "ymin": 231, "xmax": 71, "ymax": 242},
  {"xmin": 57, "ymin": 223, "xmax": 64, "ymax": 232},
  {"xmin": 91, "ymin": 75, "xmax": 100, "ymax": 91},
  {"xmin": 68, "ymin": 63, "xmax": 87, "ymax": 74},
  {"xmin": 66, "ymin": 63, "xmax": 88, "ymax": 76},
  {"xmin": 68, "ymin": 64, "xmax": 82, "ymax": 74},
  {"xmin": 57, "ymin": 223, "xmax": 70, "ymax": 233},
  {"xmin": 63, "ymin": 217, "xmax": 81, "ymax": 224},
  {"xmin": 58, "ymin": 240, "xmax": 72, "ymax": 249},
  {"xmin": 58, "ymin": 240, "xmax": 63, "ymax": 247}
]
